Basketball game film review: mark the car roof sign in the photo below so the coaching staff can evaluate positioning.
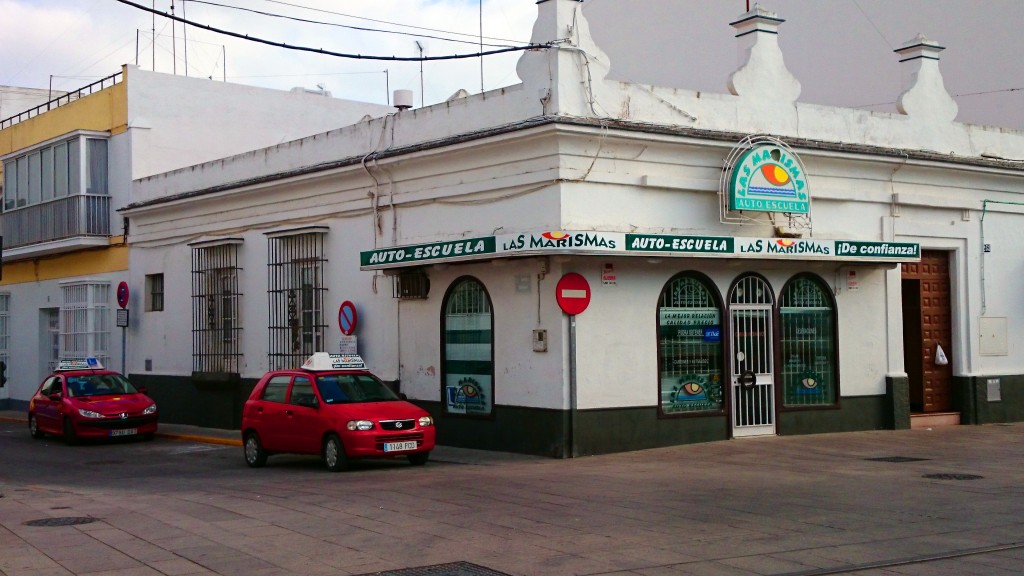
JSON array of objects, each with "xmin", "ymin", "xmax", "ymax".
[
  {"xmin": 56, "ymin": 357, "xmax": 105, "ymax": 371},
  {"xmin": 301, "ymin": 352, "xmax": 366, "ymax": 371}
]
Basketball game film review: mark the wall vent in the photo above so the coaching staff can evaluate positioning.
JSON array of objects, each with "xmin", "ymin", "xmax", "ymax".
[{"xmin": 394, "ymin": 269, "xmax": 430, "ymax": 300}]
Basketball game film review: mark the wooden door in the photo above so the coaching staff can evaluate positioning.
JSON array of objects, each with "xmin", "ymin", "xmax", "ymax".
[{"xmin": 901, "ymin": 251, "xmax": 953, "ymax": 412}]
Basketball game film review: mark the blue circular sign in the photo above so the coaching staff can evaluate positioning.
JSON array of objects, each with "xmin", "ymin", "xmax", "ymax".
[{"xmin": 338, "ymin": 301, "xmax": 358, "ymax": 335}]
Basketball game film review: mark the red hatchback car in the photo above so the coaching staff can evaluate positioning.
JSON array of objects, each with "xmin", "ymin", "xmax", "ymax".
[
  {"xmin": 241, "ymin": 353, "xmax": 436, "ymax": 471},
  {"xmin": 28, "ymin": 358, "xmax": 159, "ymax": 444}
]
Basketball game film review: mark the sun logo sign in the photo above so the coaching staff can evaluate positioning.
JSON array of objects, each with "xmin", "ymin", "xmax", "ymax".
[{"xmin": 727, "ymin": 143, "xmax": 809, "ymax": 214}]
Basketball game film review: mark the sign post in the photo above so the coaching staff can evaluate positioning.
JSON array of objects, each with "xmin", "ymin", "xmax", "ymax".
[
  {"xmin": 116, "ymin": 281, "xmax": 129, "ymax": 375},
  {"xmin": 555, "ymin": 273, "xmax": 591, "ymax": 458}
]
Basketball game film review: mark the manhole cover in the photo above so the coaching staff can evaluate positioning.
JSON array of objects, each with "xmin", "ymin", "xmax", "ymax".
[
  {"xmin": 23, "ymin": 517, "xmax": 98, "ymax": 527},
  {"xmin": 353, "ymin": 562, "xmax": 511, "ymax": 576},
  {"xmin": 923, "ymin": 473, "xmax": 984, "ymax": 480},
  {"xmin": 866, "ymin": 456, "xmax": 930, "ymax": 463}
]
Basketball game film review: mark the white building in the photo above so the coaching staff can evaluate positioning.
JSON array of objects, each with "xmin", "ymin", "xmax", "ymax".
[
  {"xmin": 0, "ymin": 66, "xmax": 391, "ymax": 411},
  {"xmin": 122, "ymin": 1, "xmax": 1024, "ymax": 455}
]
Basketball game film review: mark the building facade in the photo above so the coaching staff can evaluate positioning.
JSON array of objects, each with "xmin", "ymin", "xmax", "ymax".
[
  {"xmin": 115, "ymin": 0, "xmax": 1024, "ymax": 456},
  {"xmin": 0, "ymin": 66, "xmax": 391, "ymax": 410}
]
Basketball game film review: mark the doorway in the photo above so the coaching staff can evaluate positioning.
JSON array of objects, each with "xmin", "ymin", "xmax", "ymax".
[
  {"xmin": 901, "ymin": 251, "xmax": 954, "ymax": 412},
  {"xmin": 729, "ymin": 275, "xmax": 776, "ymax": 437}
]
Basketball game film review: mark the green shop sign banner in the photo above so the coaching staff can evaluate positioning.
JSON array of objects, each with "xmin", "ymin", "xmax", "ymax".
[
  {"xmin": 360, "ymin": 231, "xmax": 920, "ymax": 268},
  {"xmin": 727, "ymin": 144, "xmax": 809, "ymax": 214}
]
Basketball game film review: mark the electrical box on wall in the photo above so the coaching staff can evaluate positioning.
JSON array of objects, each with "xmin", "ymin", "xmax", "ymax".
[{"xmin": 532, "ymin": 329, "xmax": 547, "ymax": 352}]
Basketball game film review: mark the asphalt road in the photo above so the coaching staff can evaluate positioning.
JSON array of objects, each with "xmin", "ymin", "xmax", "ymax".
[{"xmin": 1, "ymin": 419, "xmax": 1023, "ymax": 575}]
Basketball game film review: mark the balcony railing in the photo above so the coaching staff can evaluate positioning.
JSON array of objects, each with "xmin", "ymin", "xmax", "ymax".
[
  {"xmin": 0, "ymin": 71, "xmax": 123, "ymax": 130},
  {"xmin": 1, "ymin": 195, "xmax": 111, "ymax": 249}
]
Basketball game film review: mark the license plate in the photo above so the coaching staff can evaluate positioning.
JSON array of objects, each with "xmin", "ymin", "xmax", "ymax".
[
  {"xmin": 383, "ymin": 441, "xmax": 417, "ymax": 452},
  {"xmin": 110, "ymin": 428, "xmax": 137, "ymax": 437}
]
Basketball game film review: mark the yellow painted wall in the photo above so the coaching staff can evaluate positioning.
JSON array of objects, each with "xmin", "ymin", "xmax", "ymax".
[
  {"xmin": 0, "ymin": 242, "xmax": 128, "ymax": 285},
  {"xmin": 0, "ymin": 66, "xmax": 128, "ymax": 158}
]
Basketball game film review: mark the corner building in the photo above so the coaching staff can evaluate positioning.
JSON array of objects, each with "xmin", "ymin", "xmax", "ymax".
[{"xmin": 124, "ymin": 2, "xmax": 1024, "ymax": 456}]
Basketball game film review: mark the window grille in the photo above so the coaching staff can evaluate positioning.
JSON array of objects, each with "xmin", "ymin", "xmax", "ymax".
[
  {"xmin": 191, "ymin": 241, "xmax": 243, "ymax": 373},
  {"xmin": 779, "ymin": 275, "xmax": 836, "ymax": 406},
  {"xmin": 267, "ymin": 230, "xmax": 327, "ymax": 370},
  {"xmin": 658, "ymin": 275, "xmax": 724, "ymax": 414},
  {"xmin": 60, "ymin": 282, "xmax": 110, "ymax": 366},
  {"xmin": 442, "ymin": 277, "xmax": 494, "ymax": 416}
]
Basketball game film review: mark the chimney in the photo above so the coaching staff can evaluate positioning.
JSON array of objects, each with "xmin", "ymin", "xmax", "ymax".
[
  {"xmin": 393, "ymin": 89, "xmax": 414, "ymax": 110},
  {"xmin": 726, "ymin": 3, "xmax": 800, "ymax": 103},
  {"xmin": 894, "ymin": 34, "xmax": 957, "ymax": 122}
]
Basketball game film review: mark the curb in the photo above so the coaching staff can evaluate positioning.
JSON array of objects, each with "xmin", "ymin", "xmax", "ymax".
[{"xmin": 2, "ymin": 415, "xmax": 240, "ymax": 447}]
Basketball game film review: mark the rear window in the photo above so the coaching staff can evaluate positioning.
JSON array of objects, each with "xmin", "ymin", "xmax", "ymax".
[
  {"xmin": 315, "ymin": 374, "xmax": 399, "ymax": 404},
  {"xmin": 261, "ymin": 375, "xmax": 290, "ymax": 403}
]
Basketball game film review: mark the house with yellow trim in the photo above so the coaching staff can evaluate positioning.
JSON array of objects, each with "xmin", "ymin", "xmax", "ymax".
[{"xmin": 0, "ymin": 65, "xmax": 391, "ymax": 409}]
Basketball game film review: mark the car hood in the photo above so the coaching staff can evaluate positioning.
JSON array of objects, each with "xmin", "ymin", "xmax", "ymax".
[
  {"xmin": 323, "ymin": 400, "xmax": 427, "ymax": 420},
  {"xmin": 71, "ymin": 394, "xmax": 155, "ymax": 414}
]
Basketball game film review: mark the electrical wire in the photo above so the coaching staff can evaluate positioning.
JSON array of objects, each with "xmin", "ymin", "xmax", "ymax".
[
  {"xmin": 187, "ymin": 0, "xmax": 517, "ymax": 48},
  {"xmin": 115, "ymin": 0, "xmax": 549, "ymax": 62}
]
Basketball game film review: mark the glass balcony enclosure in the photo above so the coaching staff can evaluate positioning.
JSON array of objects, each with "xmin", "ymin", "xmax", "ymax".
[{"xmin": 1, "ymin": 133, "xmax": 110, "ymax": 251}]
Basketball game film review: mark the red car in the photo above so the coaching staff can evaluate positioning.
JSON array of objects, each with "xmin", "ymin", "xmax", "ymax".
[
  {"xmin": 28, "ymin": 358, "xmax": 159, "ymax": 444},
  {"xmin": 241, "ymin": 353, "xmax": 435, "ymax": 471}
]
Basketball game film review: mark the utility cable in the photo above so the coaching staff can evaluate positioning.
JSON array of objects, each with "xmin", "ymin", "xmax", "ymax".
[
  {"xmin": 115, "ymin": 0, "xmax": 549, "ymax": 62},
  {"xmin": 187, "ymin": 0, "xmax": 517, "ymax": 48}
]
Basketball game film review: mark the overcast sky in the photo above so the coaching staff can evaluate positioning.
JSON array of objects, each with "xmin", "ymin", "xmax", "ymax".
[{"xmin": 1, "ymin": 0, "xmax": 1021, "ymax": 130}]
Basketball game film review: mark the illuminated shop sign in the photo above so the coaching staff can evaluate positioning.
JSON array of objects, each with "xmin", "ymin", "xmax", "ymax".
[
  {"xmin": 359, "ymin": 231, "xmax": 920, "ymax": 269},
  {"xmin": 727, "ymin": 143, "xmax": 809, "ymax": 214}
]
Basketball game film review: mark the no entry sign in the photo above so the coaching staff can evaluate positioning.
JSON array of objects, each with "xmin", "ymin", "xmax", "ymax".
[
  {"xmin": 555, "ymin": 273, "xmax": 591, "ymax": 315},
  {"xmin": 338, "ymin": 300, "xmax": 358, "ymax": 335}
]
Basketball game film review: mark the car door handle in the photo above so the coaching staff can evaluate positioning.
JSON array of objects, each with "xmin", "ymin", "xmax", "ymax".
[{"xmin": 285, "ymin": 410, "xmax": 294, "ymax": 416}]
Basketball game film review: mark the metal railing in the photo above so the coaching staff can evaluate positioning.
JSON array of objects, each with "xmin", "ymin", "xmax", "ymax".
[
  {"xmin": 1, "ymin": 71, "xmax": 123, "ymax": 130},
  {"xmin": 0, "ymin": 195, "xmax": 111, "ymax": 249}
]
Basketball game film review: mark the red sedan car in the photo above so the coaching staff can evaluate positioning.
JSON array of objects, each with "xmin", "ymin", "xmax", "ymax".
[
  {"xmin": 241, "ymin": 353, "xmax": 435, "ymax": 471},
  {"xmin": 28, "ymin": 358, "xmax": 159, "ymax": 444}
]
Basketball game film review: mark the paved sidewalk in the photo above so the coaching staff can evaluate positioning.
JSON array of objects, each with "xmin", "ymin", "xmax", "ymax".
[{"xmin": 2, "ymin": 408, "xmax": 1023, "ymax": 575}]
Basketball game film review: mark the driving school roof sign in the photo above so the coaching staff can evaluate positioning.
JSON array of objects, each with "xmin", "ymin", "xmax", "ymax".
[{"xmin": 727, "ymin": 143, "xmax": 809, "ymax": 214}]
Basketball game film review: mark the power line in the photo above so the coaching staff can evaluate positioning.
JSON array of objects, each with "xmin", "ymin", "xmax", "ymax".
[
  {"xmin": 115, "ymin": 0, "xmax": 548, "ymax": 62},
  {"xmin": 187, "ymin": 0, "xmax": 517, "ymax": 48},
  {"xmin": 258, "ymin": 0, "xmax": 526, "ymax": 45}
]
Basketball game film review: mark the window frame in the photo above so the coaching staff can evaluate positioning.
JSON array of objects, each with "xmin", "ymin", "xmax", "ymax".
[
  {"xmin": 440, "ymin": 276, "xmax": 495, "ymax": 419},
  {"xmin": 656, "ymin": 271, "xmax": 727, "ymax": 418},
  {"xmin": 777, "ymin": 273, "xmax": 840, "ymax": 410},
  {"xmin": 0, "ymin": 132, "xmax": 108, "ymax": 214},
  {"xmin": 145, "ymin": 273, "xmax": 165, "ymax": 312}
]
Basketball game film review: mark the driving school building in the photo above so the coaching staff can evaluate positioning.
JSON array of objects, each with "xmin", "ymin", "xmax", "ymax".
[{"xmin": 123, "ymin": 1, "xmax": 1024, "ymax": 456}]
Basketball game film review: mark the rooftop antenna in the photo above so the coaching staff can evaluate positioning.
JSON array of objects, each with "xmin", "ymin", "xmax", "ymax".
[
  {"xmin": 415, "ymin": 41, "xmax": 425, "ymax": 107},
  {"xmin": 170, "ymin": 0, "xmax": 176, "ymax": 75},
  {"xmin": 479, "ymin": 0, "xmax": 484, "ymax": 93}
]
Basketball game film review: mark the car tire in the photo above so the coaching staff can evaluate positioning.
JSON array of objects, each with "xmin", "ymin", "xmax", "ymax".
[
  {"xmin": 29, "ymin": 414, "xmax": 45, "ymax": 439},
  {"xmin": 243, "ymin": 431, "xmax": 268, "ymax": 468},
  {"xmin": 63, "ymin": 418, "xmax": 79, "ymax": 446},
  {"xmin": 407, "ymin": 451, "xmax": 430, "ymax": 466},
  {"xmin": 323, "ymin": 433, "xmax": 349, "ymax": 472}
]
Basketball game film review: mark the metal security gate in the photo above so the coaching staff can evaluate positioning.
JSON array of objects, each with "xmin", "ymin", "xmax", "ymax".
[{"xmin": 729, "ymin": 275, "xmax": 776, "ymax": 437}]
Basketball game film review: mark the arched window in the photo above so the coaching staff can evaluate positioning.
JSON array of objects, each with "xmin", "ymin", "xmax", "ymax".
[
  {"xmin": 778, "ymin": 274, "xmax": 837, "ymax": 407},
  {"xmin": 657, "ymin": 273, "xmax": 725, "ymax": 415},
  {"xmin": 441, "ymin": 277, "xmax": 494, "ymax": 416}
]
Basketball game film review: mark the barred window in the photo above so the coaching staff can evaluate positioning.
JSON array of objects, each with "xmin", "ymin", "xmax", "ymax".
[
  {"xmin": 657, "ymin": 274, "xmax": 724, "ymax": 415},
  {"xmin": 779, "ymin": 274, "xmax": 837, "ymax": 407},
  {"xmin": 0, "ymin": 294, "xmax": 9, "ymax": 383},
  {"xmin": 60, "ymin": 281, "xmax": 110, "ymax": 366},
  {"xmin": 191, "ymin": 240, "xmax": 243, "ymax": 373},
  {"xmin": 442, "ymin": 277, "xmax": 493, "ymax": 416},
  {"xmin": 145, "ymin": 273, "xmax": 164, "ymax": 312},
  {"xmin": 267, "ymin": 228, "xmax": 327, "ymax": 370}
]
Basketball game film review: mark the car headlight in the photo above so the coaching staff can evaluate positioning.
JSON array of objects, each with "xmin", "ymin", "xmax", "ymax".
[
  {"xmin": 78, "ymin": 408, "xmax": 104, "ymax": 419},
  {"xmin": 418, "ymin": 416, "xmax": 434, "ymax": 427},
  {"xmin": 143, "ymin": 404, "xmax": 157, "ymax": 415},
  {"xmin": 347, "ymin": 420, "xmax": 374, "ymax": 431}
]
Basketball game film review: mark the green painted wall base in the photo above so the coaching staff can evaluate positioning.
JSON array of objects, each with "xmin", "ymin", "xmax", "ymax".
[
  {"xmin": 959, "ymin": 374, "xmax": 1024, "ymax": 424},
  {"xmin": 886, "ymin": 375, "xmax": 911, "ymax": 430},
  {"xmin": 132, "ymin": 373, "xmax": 257, "ymax": 430}
]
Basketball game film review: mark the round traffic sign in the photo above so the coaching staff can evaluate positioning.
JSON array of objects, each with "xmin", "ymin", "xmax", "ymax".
[
  {"xmin": 555, "ymin": 273, "xmax": 591, "ymax": 315},
  {"xmin": 116, "ymin": 281, "xmax": 130, "ymax": 309},
  {"xmin": 338, "ymin": 300, "xmax": 358, "ymax": 335}
]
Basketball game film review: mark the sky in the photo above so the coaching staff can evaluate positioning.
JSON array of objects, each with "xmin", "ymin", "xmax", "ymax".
[{"xmin": 1, "ymin": 0, "xmax": 1022, "ymax": 130}]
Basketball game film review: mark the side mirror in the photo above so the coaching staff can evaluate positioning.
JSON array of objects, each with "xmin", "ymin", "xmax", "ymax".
[
  {"xmin": 137, "ymin": 386, "xmax": 148, "ymax": 394},
  {"xmin": 48, "ymin": 392, "xmax": 62, "ymax": 401},
  {"xmin": 398, "ymin": 392, "xmax": 408, "ymax": 401},
  {"xmin": 296, "ymin": 396, "xmax": 319, "ymax": 409}
]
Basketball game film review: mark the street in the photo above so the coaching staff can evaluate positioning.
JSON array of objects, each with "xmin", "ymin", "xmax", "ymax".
[{"xmin": 1, "ymin": 419, "xmax": 1023, "ymax": 575}]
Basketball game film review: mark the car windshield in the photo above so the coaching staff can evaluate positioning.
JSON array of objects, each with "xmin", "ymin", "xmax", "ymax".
[
  {"xmin": 66, "ymin": 374, "xmax": 139, "ymax": 397},
  {"xmin": 315, "ymin": 373, "xmax": 400, "ymax": 404}
]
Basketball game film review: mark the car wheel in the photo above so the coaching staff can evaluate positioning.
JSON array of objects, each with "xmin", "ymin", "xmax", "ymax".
[
  {"xmin": 63, "ymin": 418, "xmax": 79, "ymax": 445},
  {"xmin": 322, "ymin": 433, "xmax": 349, "ymax": 472},
  {"xmin": 29, "ymin": 414, "xmax": 45, "ymax": 439},
  {"xmin": 243, "ymin": 431, "xmax": 268, "ymax": 468},
  {"xmin": 407, "ymin": 451, "xmax": 430, "ymax": 466}
]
